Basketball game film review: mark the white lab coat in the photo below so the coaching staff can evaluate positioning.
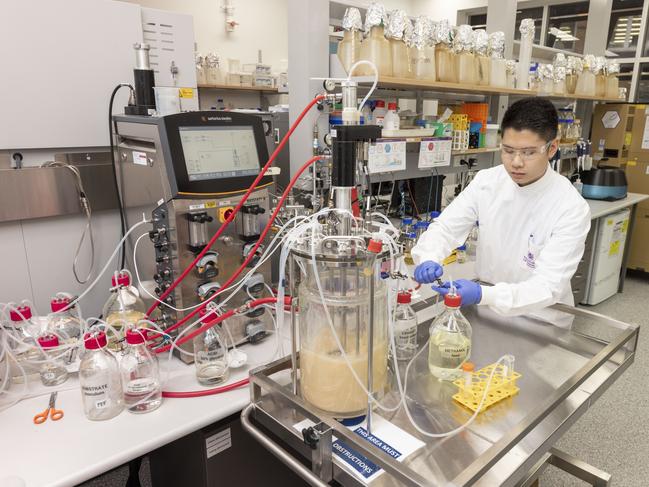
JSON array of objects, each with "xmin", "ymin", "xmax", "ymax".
[{"xmin": 412, "ymin": 164, "xmax": 591, "ymax": 327}]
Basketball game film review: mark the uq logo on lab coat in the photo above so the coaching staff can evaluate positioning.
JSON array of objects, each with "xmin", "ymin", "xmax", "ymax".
[{"xmin": 523, "ymin": 234, "xmax": 538, "ymax": 269}]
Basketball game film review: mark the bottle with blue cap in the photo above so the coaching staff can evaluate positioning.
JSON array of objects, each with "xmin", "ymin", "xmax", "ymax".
[
  {"xmin": 456, "ymin": 244, "xmax": 467, "ymax": 264},
  {"xmin": 404, "ymin": 232, "xmax": 417, "ymax": 265}
]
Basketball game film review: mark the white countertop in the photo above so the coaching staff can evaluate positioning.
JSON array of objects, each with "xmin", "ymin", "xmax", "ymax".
[
  {"xmin": 585, "ymin": 192, "xmax": 649, "ymax": 219},
  {"xmin": 0, "ymin": 333, "xmax": 285, "ymax": 487}
]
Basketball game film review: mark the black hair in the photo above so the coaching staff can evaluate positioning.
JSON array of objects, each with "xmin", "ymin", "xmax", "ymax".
[{"xmin": 501, "ymin": 97, "xmax": 558, "ymax": 142}]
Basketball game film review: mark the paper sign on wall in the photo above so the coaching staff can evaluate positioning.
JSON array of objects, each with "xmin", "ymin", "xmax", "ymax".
[
  {"xmin": 642, "ymin": 115, "xmax": 649, "ymax": 150},
  {"xmin": 368, "ymin": 140, "xmax": 407, "ymax": 174},
  {"xmin": 418, "ymin": 137, "xmax": 452, "ymax": 168}
]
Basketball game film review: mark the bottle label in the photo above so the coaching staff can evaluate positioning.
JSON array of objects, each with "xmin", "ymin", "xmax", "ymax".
[
  {"xmin": 82, "ymin": 382, "xmax": 110, "ymax": 410},
  {"xmin": 440, "ymin": 345, "xmax": 469, "ymax": 360},
  {"xmin": 126, "ymin": 378, "xmax": 157, "ymax": 394}
]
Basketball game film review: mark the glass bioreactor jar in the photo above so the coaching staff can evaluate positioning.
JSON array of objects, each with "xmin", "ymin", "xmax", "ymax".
[{"xmin": 291, "ymin": 236, "xmax": 389, "ymax": 418}]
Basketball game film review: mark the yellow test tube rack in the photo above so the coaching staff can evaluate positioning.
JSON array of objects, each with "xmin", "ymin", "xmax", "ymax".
[{"xmin": 452, "ymin": 363, "xmax": 521, "ymax": 413}]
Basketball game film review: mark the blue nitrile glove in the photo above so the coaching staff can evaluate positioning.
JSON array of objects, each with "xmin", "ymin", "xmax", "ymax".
[
  {"xmin": 432, "ymin": 279, "xmax": 482, "ymax": 306},
  {"xmin": 414, "ymin": 261, "xmax": 443, "ymax": 284}
]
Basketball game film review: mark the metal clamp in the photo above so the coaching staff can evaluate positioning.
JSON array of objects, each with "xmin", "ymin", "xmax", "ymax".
[{"xmin": 240, "ymin": 404, "xmax": 330, "ymax": 487}]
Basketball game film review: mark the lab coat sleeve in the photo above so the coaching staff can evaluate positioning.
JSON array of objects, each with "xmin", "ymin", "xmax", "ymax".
[
  {"xmin": 479, "ymin": 200, "xmax": 591, "ymax": 315},
  {"xmin": 411, "ymin": 173, "xmax": 482, "ymax": 265}
]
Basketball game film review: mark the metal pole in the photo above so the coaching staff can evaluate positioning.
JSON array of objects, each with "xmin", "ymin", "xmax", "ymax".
[
  {"xmin": 366, "ymin": 257, "xmax": 376, "ymax": 435},
  {"xmin": 289, "ymin": 255, "xmax": 298, "ymax": 395}
]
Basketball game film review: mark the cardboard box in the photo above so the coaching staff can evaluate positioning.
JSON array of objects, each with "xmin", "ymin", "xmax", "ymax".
[
  {"xmin": 629, "ymin": 104, "xmax": 649, "ymax": 157},
  {"xmin": 591, "ymin": 103, "xmax": 637, "ymax": 167},
  {"xmin": 624, "ymin": 158, "xmax": 649, "ymax": 209},
  {"xmin": 627, "ymin": 206, "xmax": 649, "ymax": 272}
]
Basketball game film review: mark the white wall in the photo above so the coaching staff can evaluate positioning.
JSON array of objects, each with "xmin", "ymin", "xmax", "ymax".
[
  {"xmin": 123, "ymin": 0, "xmax": 288, "ymax": 72},
  {"xmin": 410, "ymin": 0, "xmax": 488, "ymax": 22}
]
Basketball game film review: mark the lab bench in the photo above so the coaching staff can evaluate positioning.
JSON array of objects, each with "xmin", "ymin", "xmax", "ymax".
[{"xmin": 244, "ymin": 300, "xmax": 639, "ymax": 486}]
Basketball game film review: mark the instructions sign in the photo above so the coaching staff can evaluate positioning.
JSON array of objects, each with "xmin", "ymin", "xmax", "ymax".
[
  {"xmin": 368, "ymin": 139, "xmax": 407, "ymax": 174},
  {"xmin": 642, "ymin": 115, "xmax": 649, "ymax": 150},
  {"xmin": 418, "ymin": 137, "xmax": 452, "ymax": 168},
  {"xmin": 601, "ymin": 110, "xmax": 620, "ymax": 129}
]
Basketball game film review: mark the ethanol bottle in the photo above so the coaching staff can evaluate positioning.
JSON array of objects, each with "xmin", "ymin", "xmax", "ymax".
[
  {"xmin": 79, "ymin": 332, "xmax": 123, "ymax": 421},
  {"xmin": 428, "ymin": 291, "xmax": 472, "ymax": 381},
  {"xmin": 120, "ymin": 329, "xmax": 162, "ymax": 414},
  {"xmin": 393, "ymin": 291, "xmax": 418, "ymax": 361}
]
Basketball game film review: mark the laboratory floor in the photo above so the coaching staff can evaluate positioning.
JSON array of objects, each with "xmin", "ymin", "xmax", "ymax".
[{"xmin": 79, "ymin": 272, "xmax": 649, "ymax": 487}]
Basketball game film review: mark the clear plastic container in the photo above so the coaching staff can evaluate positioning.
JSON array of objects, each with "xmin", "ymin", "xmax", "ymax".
[
  {"xmin": 357, "ymin": 26, "xmax": 392, "ymax": 77},
  {"xmin": 485, "ymin": 124, "xmax": 499, "ymax": 148},
  {"xmin": 490, "ymin": 58, "xmax": 507, "ymax": 88},
  {"xmin": 37, "ymin": 334, "xmax": 68, "ymax": 386},
  {"xmin": 120, "ymin": 329, "xmax": 162, "ymax": 414},
  {"xmin": 79, "ymin": 332, "xmax": 123, "ymax": 421},
  {"xmin": 414, "ymin": 221, "xmax": 429, "ymax": 239},
  {"xmin": 194, "ymin": 312, "xmax": 230, "ymax": 386},
  {"xmin": 103, "ymin": 271, "xmax": 147, "ymax": 351},
  {"xmin": 337, "ymin": 30, "xmax": 362, "ymax": 75},
  {"xmin": 383, "ymin": 102, "xmax": 400, "ymax": 130},
  {"xmin": 393, "ymin": 292, "xmax": 418, "ymax": 361},
  {"xmin": 391, "ymin": 38, "xmax": 412, "ymax": 78},
  {"xmin": 595, "ymin": 74, "xmax": 607, "ymax": 98},
  {"xmin": 435, "ymin": 44, "xmax": 457, "ymax": 83},
  {"xmin": 606, "ymin": 75, "xmax": 619, "ymax": 99},
  {"xmin": 410, "ymin": 45, "xmax": 435, "ymax": 81},
  {"xmin": 575, "ymin": 71, "xmax": 596, "ymax": 97},
  {"xmin": 48, "ymin": 297, "xmax": 81, "ymax": 343},
  {"xmin": 428, "ymin": 292, "xmax": 472, "ymax": 381},
  {"xmin": 457, "ymin": 52, "xmax": 478, "ymax": 85},
  {"xmin": 566, "ymin": 73, "xmax": 578, "ymax": 94},
  {"xmin": 296, "ymin": 251, "xmax": 388, "ymax": 417},
  {"xmin": 456, "ymin": 245, "xmax": 467, "ymax": 264}
]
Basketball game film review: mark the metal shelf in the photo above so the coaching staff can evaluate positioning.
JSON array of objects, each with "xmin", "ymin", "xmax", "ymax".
[{"xmin": 197, "ymin": 84, "xmax": 282, "ymax": 93}]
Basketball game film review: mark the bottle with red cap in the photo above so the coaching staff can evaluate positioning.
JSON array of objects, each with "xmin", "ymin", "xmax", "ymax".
[
  {"xmin": 373, "ymin": 100, "xmax": 387, "ymax": 127},
  {"xmin": 79, "ymin": 331, "xmax": 123, "ymax": 420},
  {"xmin": 428, "ymin": 287, "xmax": 472, "ymax": 381},
  {"xmin": 37, "ymin": 334, "xmax": 69, "ymax": 386},
  {"xmin": 383, "ymin": 102, "xmax": 400, "ymax": 131},
  {"xmin": 7, "ymin": 304, "xmax": 41, "ymax": 382},
  {"xmin": 120, "ymin": 328, "xmax": 162, "ymax": 413},
  {"xmin": 393, "ymin": 291, "xmax": 418, "ymax": 361},
  {"xmin": 48, "ymin": 297, "xmax": 81, "ymax": 344},
  {"xmin": 102, "ymin": 270, "xmax": 147, "ymax": 351}
]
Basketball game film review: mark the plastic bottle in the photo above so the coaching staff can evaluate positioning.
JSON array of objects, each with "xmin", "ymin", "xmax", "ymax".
[
  {"xmin": 383, "ymin": 102, "xmax": 400, "ymax": 130},
  {"xmin": 79, "ymin": 332, "xmax": 123, "ymax": 421},
  {"xmin": 361, "ymin": 102, "xmax": 372, "ymax": 125},
  {"xmin": 456, "ymin": 245, "xmax": 467, "ymax": 264},
  {"xmin": 37, "ymin": 334, "xmax": 69, "ymax": 386},
  {"xmin": 103, "ymin": 271, "xmax": 147, "ymax": 351},
  {"xmin": 401, "ymin": 217, "xmax": 413, "ymax": 235},
  {"xmin": 393, "ymin": 291, "xmax": 418, "ymax": 361},
  {"xmin": 435, "ymin": 20, "xmax": 457, "ymax": 83},
  {"xmin": 403, "ymin": 232, "xmax": 417, "ymax": 265},
  {"xmin": 120, "ymin": 329, "xmax": 162, "ymax": 414},
  {"xmin": 373, "ymin": 100, "xmax": 387, "ymax": 127},
  {"xmin": 48, "ymin": 297, "xmax": 81, "ymax": 344},
  {"xmin": 428, "ymin": 291, "xmax": 472, "ymax": 381},
  {"xmin": 358, "ymin": 25, "xmax": 393, "ymax": 77},
  {"xmin": 194, "ymin": 318, "xmax": 230, "ymax": 386},
  {"xmin": 414, "ymin": 220, "xmax": 429, "ymax": 239},
  {"xmin": 337, "ymin": 8, "xmax": 362, "ymax": 74}
]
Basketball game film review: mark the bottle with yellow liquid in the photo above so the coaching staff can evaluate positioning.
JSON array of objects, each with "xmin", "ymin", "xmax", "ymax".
[
  {"xmin": 403, "ymin": 232, "xmax": 417, "ymax": 265},
  {"xmin": 428, "ymin": 291, "xmax": 472, "ymax": 381}
]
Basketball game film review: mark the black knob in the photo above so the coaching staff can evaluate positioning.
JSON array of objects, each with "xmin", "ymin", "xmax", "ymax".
[
  {"xmin": 156, "ymin": 256, "xmax": 168, "ymax": 263},
  {"xmin": 153, "ymin": 273, "xmax": 162, "ymax": 283},
  {"xmin": 154, "ymin": 287, "xmax": 161, "ymax": 295},
  {"xmin": 149, "ymin": 230, "xmax": 159, "ymax": 241}
]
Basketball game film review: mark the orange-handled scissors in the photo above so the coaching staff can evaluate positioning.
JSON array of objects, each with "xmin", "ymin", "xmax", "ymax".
[{"xmin": 33, "ymin": 392, "xmax": 64, "ymax": 424}]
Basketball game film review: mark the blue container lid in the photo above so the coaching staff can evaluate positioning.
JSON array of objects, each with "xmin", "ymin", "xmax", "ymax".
[
  {"xmin": 457, "ymin": 245, "xmax": 467, "ymax": 251},
  {"xmin": 415, "ymin": 221, "xmax": 430, "ymax": 230},
  {"xmin": 430, "ymin": 211, "xmax": 440, "ymax": 218},
  {"xmin": 402, "ymin": 217, "xmax": 413, "ymax": 224},
  {"xmin": 407, "ymin": 232, "xmax": 417, "ymax": 239}
]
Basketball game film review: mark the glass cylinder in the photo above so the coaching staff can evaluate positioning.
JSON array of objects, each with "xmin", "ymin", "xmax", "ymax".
[
  {"xmin": 194, "ymin": 321, "xmax": 230, "ymax": 386},
  {"xmin": 575, "ymin": 71, "xmax": 596, "ymax": 96},
  {"xmin": 595, "ymin": 74, "xmax": 607, "ymax": 98},
  {"xmin": 435, "ymin": 44, "xmax": 457, "ymax": 83},
  {"xmin": 296, "ymin": 251, "xmax": 388, "ymax": 417},
  {"xmin": 606, "ymin": 75, "xmax": 619, "ymax": 99},
  {"xmin": 566, "ymin": 73, "xmax": 578, "ymax": 94},
  {"xmin": 337, "ymin": 30, "xmax": 362, "ymax": 75},
  {"xmin": 490, "ymin": 58, "xmax": 507, "ymax": 88},
  {"xmin": 457, "ymin": 52, "xmax": 477, "ymax": 85},
  {"xmin": 103, "ymin": 273, "xmax": 147, "ymax": 352},
  {"xmin": 476, "ymin": 55, "xmax": 491, "ymax": 86},
  {"xmin": 409, "ymin": 45, "xmax": 435, "ymax": 81},
  {"xmin": 391, "ymin": 38, "xmax": 412, "ymax": 78},
  {"xmin": 357, "ymin": 26, "xmax": 392, "ymax": 77}
]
